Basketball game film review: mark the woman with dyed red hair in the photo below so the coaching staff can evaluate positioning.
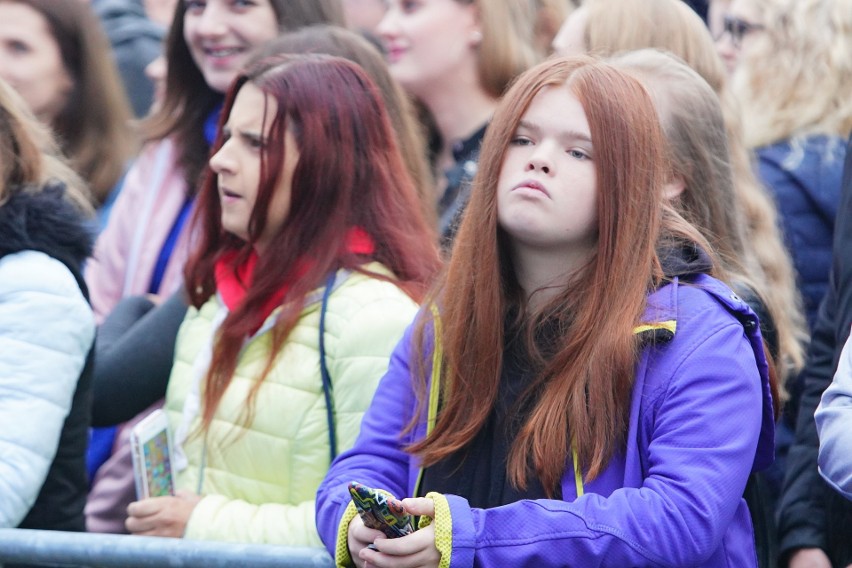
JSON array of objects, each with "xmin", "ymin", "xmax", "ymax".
[
  {"xmin": 123, "ymin": 54, "xmax": 441, "ymax": 545},
  {"xmin": 316, "ymin": 55, "xmax": 774, "ymax": 566}
]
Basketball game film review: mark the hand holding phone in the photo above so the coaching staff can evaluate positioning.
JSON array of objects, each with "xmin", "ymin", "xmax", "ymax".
[{"xmin": 348, "ymin": 481, "xmax": 414, "ymax": 539}]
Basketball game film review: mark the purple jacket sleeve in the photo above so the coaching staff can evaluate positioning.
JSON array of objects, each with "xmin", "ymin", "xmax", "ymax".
[
  {"xmin": 446, "ymin": 319, "xmax": 763, "ymax": 567},
  {"xmin": 315, "ymin": 323, "xmax": 422, "ymax": 556}
]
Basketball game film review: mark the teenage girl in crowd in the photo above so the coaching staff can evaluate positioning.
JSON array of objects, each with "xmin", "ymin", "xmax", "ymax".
[
  {"xmin": 316, "ymin": 55, "xmax": 774, "ymax": 568},
  {"xmin": 89, "ymin": 24, "xmax": 437, "ymax": 438},
  {"xmin": 377, "ymin": 0, "xmax": 538, "ymax": 244},
  {"xmin": 0, "ymin": 0, "xmax": 136, "ymax": 225},
  {"xmin": 0, "ymin": 80, "xmax": 95, "ymax": 534},
  {"xmin": 553, "ymin": 0, "xmax": 806, "ymax": 388},
  {"xmin": 85, "ymin": 0, "xmax": 345, "ymax": 533},
  {"xmin": 123, "ymin": 53, "xmax": 439, "ymax": 545}
]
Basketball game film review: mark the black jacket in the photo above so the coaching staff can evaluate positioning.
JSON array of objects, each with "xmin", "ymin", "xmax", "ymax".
[
  {"xmin": 778, "ymin": 134, "xmax": 852, "ymax": 566},
  {"xmin": 0, "ymin": 186, "xmax": 94, "ymax": 532}
]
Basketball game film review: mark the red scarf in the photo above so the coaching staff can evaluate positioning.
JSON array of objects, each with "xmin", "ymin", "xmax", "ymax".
[{"xmin": 214, "ymin": 227, "xmax": 375, "ymax": 330}]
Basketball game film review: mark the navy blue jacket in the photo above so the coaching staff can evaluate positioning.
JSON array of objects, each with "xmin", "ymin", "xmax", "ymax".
[{"xmin": 757, "ymin": 135, "xmax": 847, "ymax": 329}]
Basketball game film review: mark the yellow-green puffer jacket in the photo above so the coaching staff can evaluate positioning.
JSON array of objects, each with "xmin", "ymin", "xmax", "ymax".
[{"xmin": 164, "ymin": 263, "xmax": 418, "ymax": 545}]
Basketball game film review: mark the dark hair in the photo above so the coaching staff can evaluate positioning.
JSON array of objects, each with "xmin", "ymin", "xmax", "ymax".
[
  {"xmin": 15, "ymin": 0, "xmax": 135, "ymax": 205},
  {"xmin": 143, "ymin": 0, "xmax": 345, "ymax": 192},
  {"xmin": 409, "ymin": 55, "xmax": 717, "ymax": 494},
  {"xmin": 185, "ymin": 54, "xmax": 441, "ymax": 430}
]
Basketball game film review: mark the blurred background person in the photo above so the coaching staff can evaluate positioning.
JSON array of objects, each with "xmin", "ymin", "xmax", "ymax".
[
  {"xmin": 377, "ymin": 0, "xmax": 539, "ymax": 245},
  {"xmin": 725, "ymin": 0, "xmax": 852, "ymax": 566},
  {"xmin": 0, "ymin": 78, "xmax": 95, "ymax": 539},
  {"xmin": 341, "ymin": 0, "xmax": 386, "ymax": 34},
  {"xmin": 0, "ymin": 0, "xmax": 137, "ymax": 226},
  {"xmin": 88, "ymin": 0, "xmax": 175, "ymax": 118}
]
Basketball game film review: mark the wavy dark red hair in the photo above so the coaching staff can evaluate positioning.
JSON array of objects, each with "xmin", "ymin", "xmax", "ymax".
[
  {"xmin": 409, "ymin": 55, "xmax": 718, "ymax": 494},
  {"xmin": 185, "ymin": 54, "xmax": 441, "ymax": 430}
]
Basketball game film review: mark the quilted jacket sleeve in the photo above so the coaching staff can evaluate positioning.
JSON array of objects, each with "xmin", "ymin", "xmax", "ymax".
[
  {"xmin": 183, "ymin": 277, "xmax": 419, "ymax": 546},
  {"xmin": 0, "ymin": 251, "xmax": 95, "ymax": 527}
]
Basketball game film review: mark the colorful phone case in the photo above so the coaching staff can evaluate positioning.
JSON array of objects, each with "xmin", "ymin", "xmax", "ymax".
[{"xmin": 348, "ymin": 481, "xmax": 414, "ymax": 539}]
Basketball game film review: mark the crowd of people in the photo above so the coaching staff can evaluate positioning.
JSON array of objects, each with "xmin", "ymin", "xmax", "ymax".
[{"xmin": 0, "ymin": 0, "xmax": 851, "ymax": 566}]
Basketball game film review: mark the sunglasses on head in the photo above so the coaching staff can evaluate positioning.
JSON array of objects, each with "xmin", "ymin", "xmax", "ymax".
[{"xmin": 721, "ymin": 15, "xmax": 765, "ymax": 47}]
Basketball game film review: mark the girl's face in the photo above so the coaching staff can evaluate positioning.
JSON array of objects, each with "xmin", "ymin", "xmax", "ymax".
[
  {"xmin": 715, "ymin": 0, "xmax": 763, "ymax": 76},
  {"xmin": 551, "ymin": 6, "xmax": 588, "ymax": 57},
  {"xmin": 497, "ymin": 85, "xmax": 598, "ymax": 259},
  {"xmin": 209, "ymin": 83, "xmax": 300, "ymax": 250},
  {"xmin": 0, "ymin": 2, "xmax": 73, "ymax": 123},
  {"xmin": 342, "ymin": 0, "xmax": 387, "ymax": 33},
  {"xmin": 377, "ymin": 0, "xmax": 481, "ymax": 100},
  {"xmin": 182, "ymin": 0, "xmax": 279, "ymax": 94}
]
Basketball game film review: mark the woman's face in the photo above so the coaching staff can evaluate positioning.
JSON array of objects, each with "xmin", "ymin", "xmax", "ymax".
[
  {"xmin": 0, "ymin": 2, "xmax": 73, "ymax": 123},
  {"xmin": 551, "ymin": 6, "xmax": 588, "ymax": 57},
  {"xmin": 342, "ymin": 0, "xmax": 387, "ymax": 33},
  {"xmin": 182, "ymin": 0, "xmax": 279, "ymax": 94},
  {"xmin": 715, "ymin": 0, "xmax": 764, "ymax": 76},
  {"xmin": 209, "ymin": 83, "xmax": 300, "ymax": 250},
  {"xmin": 497, "ymin": 85, "xmax": 598, "ymax": 259},
  {"xmin": 377, "ymin": 0, "xmax": 481, "ymax": 100}
]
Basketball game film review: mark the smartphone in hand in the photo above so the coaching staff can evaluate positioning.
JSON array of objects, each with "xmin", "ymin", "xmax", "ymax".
[
  {"xmin": 130, "ymin": 409, "xmax": 175, "ymax": 499},
  {"xmin": 348, "ymin": 481, "xmax": 414, "ymax": 539}
]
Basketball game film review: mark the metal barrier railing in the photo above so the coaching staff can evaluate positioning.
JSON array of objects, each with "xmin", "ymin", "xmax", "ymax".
[{"xmin": 0, "ymin": 529, "xmax": 335, "ymax": 567}]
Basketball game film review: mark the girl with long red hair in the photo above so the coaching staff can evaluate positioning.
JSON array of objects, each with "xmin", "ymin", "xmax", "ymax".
[
  {"xmin": 316, "ymin": 55, "xmax": 774, "ymax": 567},
  {"xmin": 123, "ymin": 54, "xmax": 440, "ymax": 545}
]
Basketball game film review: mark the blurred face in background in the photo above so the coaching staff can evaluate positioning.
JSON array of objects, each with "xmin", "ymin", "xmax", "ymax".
[
  {"xmin": 144, "ymin": 0, "xmax": 179, "ymax": 27},
  {"xmin": 715, "ymin": 0, "xmax": 763, "ymax": 75},
  {"xmin": 182, "ymin": 0, "xmax": 279, "ymax": 93},
  {"xmin": 0, "ymin": 2, "xmax": 73, "ymax": 123},
  {"xmin": 377, "ymin": 0, "xmax": 481, "ymax": 100},
  {"xmin": 342, "ymin": 0, "xmax": 387, "ymax": 33}
]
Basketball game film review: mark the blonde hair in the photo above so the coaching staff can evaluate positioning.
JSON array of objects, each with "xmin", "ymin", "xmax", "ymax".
[
  {"xmin": 471, "ymin": 0, "xmax": 540, "ymax": 97},
  {"xmin": 732, "ymin": 0, "xmax": 852, "ymax": 147},
  {"xmin": 584, "ymin": 0, "xmax": 727, "ymax": 91},
  {"xmin": 0, "ymin": 79, "xmax": 92, "ymax": 215},
  {"xmin": 576, "ymin": 0, "xmax": 806, "ymax": 385},
  {"xmin": 532, "ymin": 0, "xmax": 573, "ymax": 56}
]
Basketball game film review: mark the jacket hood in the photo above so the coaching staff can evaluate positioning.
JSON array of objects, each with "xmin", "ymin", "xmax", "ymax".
[{"xmin": 0, "ymin": 185, "xmax": 94, "ymax": 278}]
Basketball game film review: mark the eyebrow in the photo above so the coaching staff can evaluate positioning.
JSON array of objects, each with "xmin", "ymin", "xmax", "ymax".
[
  {"xmin": 517, "ymin": 119, "xmax": 593, "ymax": 145},
  {"xmin": 221, "ymin": 125, "xmax": 266, "ymax": 145}
]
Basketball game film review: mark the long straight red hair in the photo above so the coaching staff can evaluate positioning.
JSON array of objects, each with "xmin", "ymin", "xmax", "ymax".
[
  {"xmin": 409, "ymin": 56, "xmax": 715, "ymax": 494},
  {"xmin": 184, "ymin": 55, "xmax": 441, "ymax": 431}
]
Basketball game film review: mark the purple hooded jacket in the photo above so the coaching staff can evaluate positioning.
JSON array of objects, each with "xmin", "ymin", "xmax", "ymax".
[{"xmin": 316, "ymin": 274, "xmax": 775, "ymax": 567}]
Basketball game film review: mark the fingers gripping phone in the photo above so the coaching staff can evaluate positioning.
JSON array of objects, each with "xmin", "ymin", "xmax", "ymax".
[{"xmin": 348, "ymin": 481, "xmax": 414, "ymax": 539}]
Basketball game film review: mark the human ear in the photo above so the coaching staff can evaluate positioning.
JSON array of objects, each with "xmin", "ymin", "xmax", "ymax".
[{"xmin": 662, "ymin": 175, "xmax": 686, "ymax": 200}]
